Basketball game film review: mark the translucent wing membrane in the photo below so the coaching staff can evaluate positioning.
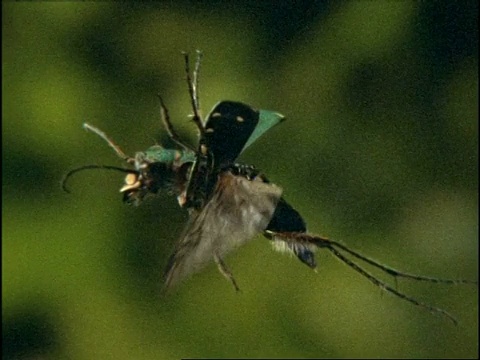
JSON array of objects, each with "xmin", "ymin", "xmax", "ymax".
[{"xmin": 164, "ymin": 171, "xmax": 282, "ymax": 290}]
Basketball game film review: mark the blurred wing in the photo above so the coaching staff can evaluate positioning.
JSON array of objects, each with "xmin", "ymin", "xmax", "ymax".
[{"xmin": 164, "ymin": 171, "xmax": 282, "ymax": 290}]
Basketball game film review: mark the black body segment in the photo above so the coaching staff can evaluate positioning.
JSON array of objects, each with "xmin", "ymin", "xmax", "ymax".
[
  {"xmin": 265, "ymin": 199, "xmax": 317, "ymax": 269},
  {"xmin": 266, "ymin": 198, "xmax": 306, "ymax": 233},
  {"xmin": 203, "ymin": 101, "xmax": 260, "ymax": 169}
]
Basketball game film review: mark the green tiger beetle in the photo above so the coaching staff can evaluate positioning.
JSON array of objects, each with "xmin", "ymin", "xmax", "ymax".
[{"xmin": 63, "ymin": 51, "xmax": 477, "ymax": 325}]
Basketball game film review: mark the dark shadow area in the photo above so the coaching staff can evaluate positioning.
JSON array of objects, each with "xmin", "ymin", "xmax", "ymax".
[{"xmin": 2, "ymin": 307, "xmax": 59, "ymax": 360}]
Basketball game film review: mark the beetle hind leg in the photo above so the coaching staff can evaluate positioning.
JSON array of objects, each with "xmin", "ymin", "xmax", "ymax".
[{"xmin": 214, "ymin": 253, "xmax": 241, "ymax": 292}]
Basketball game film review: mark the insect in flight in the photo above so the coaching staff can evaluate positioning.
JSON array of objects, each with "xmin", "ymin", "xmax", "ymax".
[{"xmin": 63, "ymin": 51, "xmax": 477, "ymax": 325}]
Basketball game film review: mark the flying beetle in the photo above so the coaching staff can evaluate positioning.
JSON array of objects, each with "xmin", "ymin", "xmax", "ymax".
[{"xmin": 63, "ymin": 51, "xmax": 477, "ymax": 325}]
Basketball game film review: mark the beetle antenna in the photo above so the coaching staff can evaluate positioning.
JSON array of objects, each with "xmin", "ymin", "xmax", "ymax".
[{"xmin": 61, "ymin": 165, "xmax": 137, "ymax": 193}]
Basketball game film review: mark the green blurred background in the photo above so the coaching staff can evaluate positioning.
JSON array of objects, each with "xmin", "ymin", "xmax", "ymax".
[{"xmin": 3, "ymin": 2, "xmax": 478, "ymax": 359}]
